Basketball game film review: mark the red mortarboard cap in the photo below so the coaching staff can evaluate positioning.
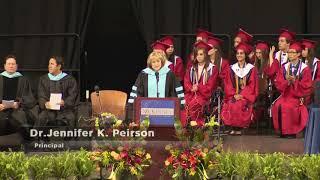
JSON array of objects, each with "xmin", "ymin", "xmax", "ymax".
[
  {"xmin": 289, "ymin": 41, "xmax": 303, "ymax": 52},
  {"xmin": 194, "ymin": 41, "xmax": 212, "ymax": 51},
  {"xmin": 279, "ymin": 28, "xmax": 296, "ymax": 41},
  {"xmin": 236, "ymin": 28, "xmax": 253, "ymax": 43},
  {"xmin": 196, "ymin": 28, "xmax": 213, "ymax": 39},
  {"xmin": 236, "ymin": 42, "xmax": 253, "ymax": 54},
  {"xmin": 160, "ymin": 36, "xmax": 174, "ymax": 46},
  {"xmin": 207, "ymin": 36, "xmax": 224, "ymax": 47},
  {"xmin": 151, "ymin": 40, "xmax": 170, "ymax": 51},
  {"xmin": 255, "ymin": 41, "xmax": 269, "ymax": 51},
  {"xmin": 301, "ymin": 39, "xmax": 317, "ymax": 49}
]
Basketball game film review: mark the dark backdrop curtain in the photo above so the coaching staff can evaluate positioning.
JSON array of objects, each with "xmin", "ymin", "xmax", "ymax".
[
  {"xmin": 130, "ymin": 0, "xmax": 310, "ymax": 62},
  {"xmin": 0, "ymin": 0, "xmax": 93, "ymax": 70}
]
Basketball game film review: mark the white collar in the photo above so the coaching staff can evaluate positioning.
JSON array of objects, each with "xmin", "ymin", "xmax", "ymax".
[
  {"xmin": 284, "ymin": 60, "xmax": 308, "ymax": 75},
  {"xmin": 313, "ymin": 57, "xmax": 320, "ymax": 65},
  {"xmin": 275, "ymin": 50, "xmax": 288, "ymax": 65},
  {"xmin": 231, "ymin": 63, "xmax": 254, "ymax": 78},
  {"xmin": 164, "ymin": 60, "xmax": 172, "ymax": 67}
]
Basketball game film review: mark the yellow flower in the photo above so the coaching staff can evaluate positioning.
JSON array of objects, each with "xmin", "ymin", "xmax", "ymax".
[
  {"xmin": 110, "ymin": 151, "xmax": 120, "ymax": 160},
  {"xmin": 190, "ymin": 121, "xmax": 198, "ymax": 126},
  {"xmin": 146, "ymin": 153, "xmax": 151, "ymax": 160},
  {"xmin": 189, "ymin": 168, "xmax": 196, "ymax": 176},
  {"xmin": 165, "ymin": 160, "xmax": 170, "ymax": 166},
  {"xmin": 130, "ymin": 166, "xmax": 138, "ymax": 175},
  {"xmin": 165, "ymin": 144, "xmax": 172, "ymax": 151},
  {"xmin": 114, "ymin": 120, "xmax": 123, "ymax": 126},
  {"xmin": 203, "ymin": 148, "xmax": 209, "ymax": 153}
]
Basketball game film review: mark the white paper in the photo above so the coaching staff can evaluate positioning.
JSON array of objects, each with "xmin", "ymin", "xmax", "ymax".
[
  {"xmin": 49, "ymin": 93, "xmax": 62, "ymax": 110},
  {"xmin": 2, "ymin": 100, "xmax": 14, "ymax": 109}
]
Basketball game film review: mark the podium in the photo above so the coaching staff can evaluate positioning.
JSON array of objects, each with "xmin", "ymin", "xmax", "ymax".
[
  {"xmin": 304, "ymin": 105, "xmax": 320, "ymax": 154},
  {"xmin": 134, "ymin": 97, "xmax": 180, "ymax": 140}
]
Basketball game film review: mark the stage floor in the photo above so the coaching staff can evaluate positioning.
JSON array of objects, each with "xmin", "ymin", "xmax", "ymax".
[{"xmin": 223, "ymin": 135, "xmax": 304, "ymax": 154}]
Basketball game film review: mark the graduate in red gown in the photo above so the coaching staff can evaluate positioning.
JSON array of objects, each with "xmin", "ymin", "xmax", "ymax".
[
  {"xmin": 265, "ymin": 29, "xmax": 296, "ymax": 82},
  {"xmin": 233, "ymin": 28, "xmax": 254, "ymax": 64},
  {"xmin": 160, "ymin": 36, "xmax": 185, "ymax": 82},
  {"xmin": 271, "ymin": 42, "xmax": 312, "ymax": 138},
  {"xmin": 253, "ymin": 41, "xmax": 270, "ymax": 123},
  {"xmin": 151, "ymin": 40, "xmax": 170, "ymax": 55},
  {"xmin": 184, "ymin": 41, "xmax": 218, "ymax": 125},
  {"xmin": 207, "ymin": 36, "xmax": 230, "ymax": 82},
  {"xmin": 186, "ymin": 29, "xmax": 213, "ymax": 69},
  {"xmin": 301, "ymin": 39, "xmax": 320, "ymax": 105},
  {"xmin": 221, "ymin": 42, "xmax": 258, "ymax": 135}
]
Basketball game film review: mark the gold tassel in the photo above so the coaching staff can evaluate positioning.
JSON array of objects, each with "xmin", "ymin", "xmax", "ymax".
[{"xmin": 235, "ymin": 75, "xmax": 239, "ymax": 95}]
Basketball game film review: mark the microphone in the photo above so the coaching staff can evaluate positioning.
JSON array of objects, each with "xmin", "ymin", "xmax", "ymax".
[
  {"xmin": 155, "ymin": 72, "xmax": 159, "ymax": 97},
  {"xmin": 94, "ymin": 85, "xmax": 103, "ymax": 115},
  {"xmin": 94, "ymin": 85, "xmax": 100, "ymax": 96}
]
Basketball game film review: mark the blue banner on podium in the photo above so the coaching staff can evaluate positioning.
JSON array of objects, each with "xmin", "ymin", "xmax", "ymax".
[{"xmin": 135, "ymin": 97, "xmax": 180, "ymax": 126}]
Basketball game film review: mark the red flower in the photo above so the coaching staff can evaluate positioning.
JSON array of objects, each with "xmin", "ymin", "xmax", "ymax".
[
  {"xmin": 120, "ymin": 151, "xmax": 128, "ymax": 159},
  {"xmin": 193, "ymin": 149, "xmax": 202, "ymax": 156},
  {"xmin": 189, "ymin": 155, "xmax": 197, "ymax": 166},
  {"xmin": 135, "ymin": 157, "xmax": 142, "ymax": 164}
]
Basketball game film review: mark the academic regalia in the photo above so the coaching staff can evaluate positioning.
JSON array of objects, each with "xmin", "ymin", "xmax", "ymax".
[
  {"xmin": 184, "ymin": 63, "xmax": 218, "ymax": 124},
  {"xmin": 216, "ymin": 58, "xmax": 229, "ymax": 82},
  {"xmin": 221, "ymin": 63, "xmax": 258, "ymax": 128},
  {"xmin": 0, "ymin": 71, "xmax": 37, "ymax": 135},
  {"xmin": 37, "ymin": 72, "xmax": 79, "ymax": 128},
  {"xmin": 235, "ymin": 28, "xmax": 253, "ymax": 44},
  {"xmin": 207, "ymin": 36, "xmax": 230, "ymax": 83},
  {"xmin": 252, "ymin": 41, "xmax": 270, "ymax": 122},
  {"xmin": 264, "ymin": 50, "xmax": 287, "ymax": 82},
  {"xmin": 302, "ymin": 57, "xmax": 320, "ymax": 105},
  {"xmin": 166, "ymin": 56, "xmax": 185, "ymax": 82},
  {"xmin": 264, "ymin": 28, "xmax": 296, "ymax": 82},
  {"xmin": 160, "ymin": 36, "xmax": 185, "ymax": 82},
  {"xmin": 127, "ymin": 66, "xmax": 185, "ymax": 123},
  {"xmin": 301, "ymin": 39, "xmax": 320, "ymax": 105},
  {"xmin": 271, "ymin": 61, "xmax": 312, "ymax": 135}
]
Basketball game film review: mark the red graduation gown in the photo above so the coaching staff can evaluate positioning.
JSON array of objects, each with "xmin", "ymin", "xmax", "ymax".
[
  {"xmin": 304, "ymin": 58, "xmax": 320, "ymax": 105},
  {"xmin": 221, "ymin": 63, "xmax": 258, "ymax": 128},
  {"xmin": 271, "ymin": 62, "xmax": 312, "ymax": 135},
  {"xmin": 168, "ymin": 56, "xmax": 185, "ymax": 82},
  {"xmin": 264, "ymin": 51, "xmax": 289, "ymax": 81},
  {"xmin": 217, "ymin": 58, "xmax": 230, "ymax": 86},
  {"xmin": 184, "ymin": 64, "xmax": 218, "ymax": 124}
]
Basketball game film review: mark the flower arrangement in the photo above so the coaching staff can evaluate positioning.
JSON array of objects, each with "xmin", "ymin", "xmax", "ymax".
[
  {"xmin": 174, "ymin": 115, "xmax": 220, "ymax": 146},
  {"xmin": 163, "ymin": 145, "xmax": 220, "ymax": 180},
  {"xmin": 90, "ymin": 145, "xmax": 152, "ymax": 179}
]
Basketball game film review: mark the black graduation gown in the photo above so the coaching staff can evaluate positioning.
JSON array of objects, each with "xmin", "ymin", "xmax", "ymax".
[
  {"xmin": 37, "ymin": 74, "xmax": 79, "ymax": 127},
  {"xmin": 0, "ymin": 75, "xmax": 37, "ymax": 134},
  {"xmin": 126, "ymin": 70, "xmax": 185, "ymax": 121}
]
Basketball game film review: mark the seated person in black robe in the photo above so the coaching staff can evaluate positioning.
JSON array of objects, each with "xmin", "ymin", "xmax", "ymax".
[
  {"xmin": 37, "ymin": 56, "xmax": 79, "ymax": 128},
  {"xmin": 0, "ymin": 55, "xmax": 37, "ymax": 136},
  {"xmin": 126, "ymin": 51, "xmax": 185, "ymax": 121}
]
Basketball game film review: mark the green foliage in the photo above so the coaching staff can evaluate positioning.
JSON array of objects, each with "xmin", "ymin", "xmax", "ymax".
[
  {"xmin": 28, "ymin": 155, "xmax": 53, "ymax": 180},
  {"xmin": 303, "ymin": 154, "xmax": 320, "ymax": 180},
  {"xmin": 0, "ymin": 151, "xmax": 29, "ymax": 180},
  {"xmin": 50, "ymin": 151, "xmax": 77, "ymax": 178},
  {"xmin": 257, "ymin": 153, "xmax": 288, "ymax": 180},
  {"xmin": 74, "ymin": 149, "xmax": 95, "ymax": 177}
]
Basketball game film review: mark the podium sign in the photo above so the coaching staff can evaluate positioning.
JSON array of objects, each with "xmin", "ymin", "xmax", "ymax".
[{"xmin": 134, "ymin": 97, "xmax": 180, "ymax": 127}]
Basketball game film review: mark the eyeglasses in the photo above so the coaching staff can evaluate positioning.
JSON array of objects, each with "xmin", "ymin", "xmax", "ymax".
[{"xmin": 287, "ymin": 51, "xmax": 298, "ymax": 54}]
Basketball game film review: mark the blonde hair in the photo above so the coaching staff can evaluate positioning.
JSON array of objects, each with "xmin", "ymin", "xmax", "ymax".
[{"xmin": 147, "ymin": 51, "xmax": 167, "ymax": 68}]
